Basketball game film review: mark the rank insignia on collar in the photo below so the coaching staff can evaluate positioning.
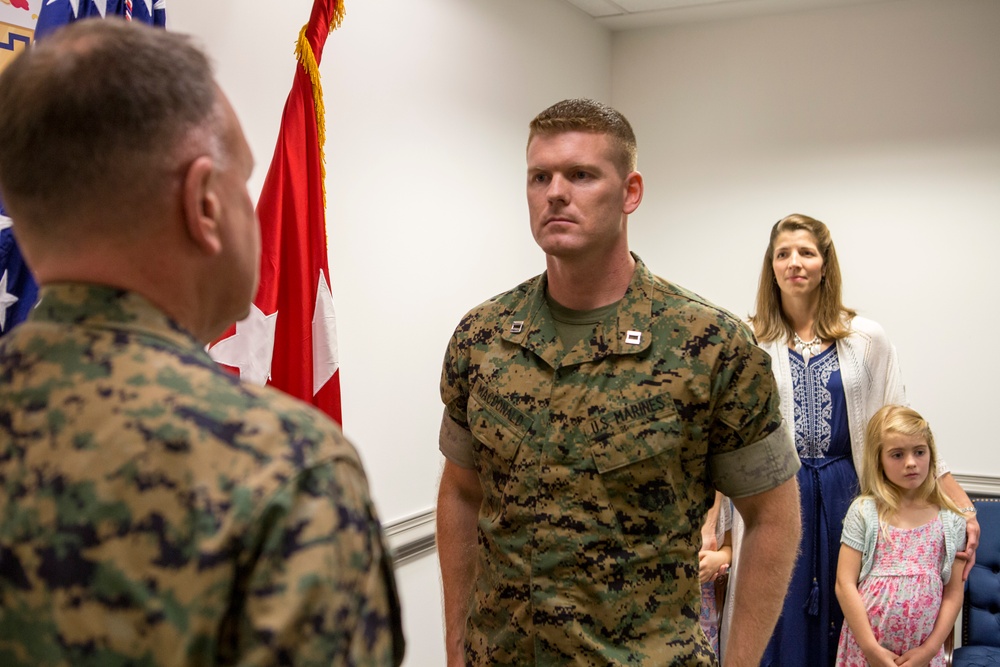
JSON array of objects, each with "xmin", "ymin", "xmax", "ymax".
[
  {"xmin": 510, "ymin": 321, "xmax": 524, "ymax": 334},
  {"xmin": 625, "ymin": 330, "xmax": 642, "ymax": 345}
]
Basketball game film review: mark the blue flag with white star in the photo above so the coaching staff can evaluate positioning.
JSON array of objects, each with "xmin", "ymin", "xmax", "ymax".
[
  {"xmin": 35, "ymin": 0, "xmax": 166, "ymax": 41},
  {"xmin": 0, "ymin": 200, "xmax": 38, "ymax": 336},
  {"xmin": 0, "ymin": 0, "xmax": 167, "ymax": 337}
]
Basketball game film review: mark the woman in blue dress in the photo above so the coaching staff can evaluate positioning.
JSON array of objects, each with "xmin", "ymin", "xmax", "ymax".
[{"xmin": 719, "ymin": 214, "xmax": 978, "ymax": 666}]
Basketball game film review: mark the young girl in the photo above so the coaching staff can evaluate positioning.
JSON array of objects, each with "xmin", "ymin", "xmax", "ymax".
[
  {"xmin": 699, "ymin": 492, "xmax": 732, "ymax": 658},
  {"xmin": 835, "ymin": 405, "xmax": 966, "ymax": 667}
]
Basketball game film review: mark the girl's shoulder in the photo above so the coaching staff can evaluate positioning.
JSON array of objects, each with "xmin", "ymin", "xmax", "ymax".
[
  {"xmin": 848, "ymin": 495, "xmax": 878, "ymax": 517},
  {"xmin": 939, "ymin": 506, "xmax": 967, "ymax": 533},
  {"xmin": 842, "ymin": 496, "xmax": 879, "ymax": 535},
  {"xmin": 937, "ymin": 506, "xmax": 969, "ymax": 562},
  {"xmin": 841, "ymin": 496, "xmax": 879, "ymax": 556}
]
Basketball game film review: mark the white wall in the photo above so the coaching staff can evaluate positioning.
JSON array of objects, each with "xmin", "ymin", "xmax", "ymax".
[
  {"xmin": 613, "ymin": 0, "xmax": 1000, "ymax": 476},
  {"xmin": 167, "ymin": 1, "xmax": 610, "ymax": 664},
  {"xmin": 319, "ymin": 0, "xmax": 610, "ymax": 522},
  {"xmin": 169, "ymin": 0, "xmax": 610, "ymax": 520}
]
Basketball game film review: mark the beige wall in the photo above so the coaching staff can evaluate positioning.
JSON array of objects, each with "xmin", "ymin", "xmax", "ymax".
[{"xmin": 613, "ymin": 0, "xmax": 1000, "ymax": 476}]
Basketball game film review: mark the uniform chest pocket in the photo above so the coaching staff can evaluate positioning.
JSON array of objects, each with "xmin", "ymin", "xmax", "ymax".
[
  {"xmin": 591, "ymin": 398, "xmax": 686, "ymax": 550},
  {"xmin": 467, "ymin": 383, "xmax": 529, "ymax": 518}
]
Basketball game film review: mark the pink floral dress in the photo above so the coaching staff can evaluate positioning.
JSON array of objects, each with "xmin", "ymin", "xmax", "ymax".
[
  {"xmin": 836, "ymin": 517, "xmax": 946, "ymax": 666},
  {"xmin": 699, "ymin": 581, "xmax": 720, "ymax": 655}
]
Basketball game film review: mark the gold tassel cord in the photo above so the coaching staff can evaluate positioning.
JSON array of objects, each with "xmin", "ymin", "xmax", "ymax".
[
  {"xmin": 294, "ymin": 1, "xmax": 345, "ymax": 211},
  {"xmin": 330, "ymin": 0, "xmax": 345, "ymax": 31}
]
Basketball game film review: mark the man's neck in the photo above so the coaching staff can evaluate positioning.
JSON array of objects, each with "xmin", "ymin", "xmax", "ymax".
[{"xmin": 544, "ymin": 249, "xmax": 636, "ymax": 311}]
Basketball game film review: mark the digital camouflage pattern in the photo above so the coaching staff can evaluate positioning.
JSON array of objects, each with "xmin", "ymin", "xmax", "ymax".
[
  {"xmin": 440, "ymin": 256, "xmax": 799, "ymax": 666},
  {"xmin": 0, "ymin": 284, "xmax": 404, "ymax": 667}
]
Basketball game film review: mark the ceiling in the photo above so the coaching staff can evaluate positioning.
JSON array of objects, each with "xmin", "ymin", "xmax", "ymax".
[{"xmin": 562, "ymin": 0, "xmax": 904, "ymax": 30}]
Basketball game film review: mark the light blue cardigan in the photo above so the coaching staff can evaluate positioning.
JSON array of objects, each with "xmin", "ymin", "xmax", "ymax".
[{"xmin": 841, "ymin": 496, "xmax": 967, "ymax": 584}]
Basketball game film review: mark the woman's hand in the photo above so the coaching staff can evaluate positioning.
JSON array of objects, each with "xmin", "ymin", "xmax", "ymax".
[
  {"xmin": 699, "ymin": 549, "xmax": 730, "ymax": 584},
  {"xmin": 957, "ymin": 512, "xmax": 980, "ymax": 580}
]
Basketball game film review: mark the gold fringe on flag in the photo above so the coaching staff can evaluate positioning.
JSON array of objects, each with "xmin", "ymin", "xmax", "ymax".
[
  {"xmin": 329, "ymin": 0, "xmax": 346, "ymax": 31},
  {"xmin": 294, "ymin": 0, "xmax": 346, "ymax": 210}
]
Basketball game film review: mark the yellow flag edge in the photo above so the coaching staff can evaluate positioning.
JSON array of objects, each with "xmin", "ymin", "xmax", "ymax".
[{"xmin": 294, "ymin": 1, "xmax": 346, "ymax": 212}]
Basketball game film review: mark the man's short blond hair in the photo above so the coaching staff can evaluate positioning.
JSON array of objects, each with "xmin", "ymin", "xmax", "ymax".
[{"xmin": 528, "ymin": 98, "xmax": 637, "ymax": 175}]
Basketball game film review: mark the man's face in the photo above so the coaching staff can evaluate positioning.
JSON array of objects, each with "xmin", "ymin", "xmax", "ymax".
[
  {"xmin": 213, "ymin": 94, "xmax": 260, "ymax": 325},
  {"xmin": 526, "ymin": 131, "xmax": 635, "ymax": 261}
]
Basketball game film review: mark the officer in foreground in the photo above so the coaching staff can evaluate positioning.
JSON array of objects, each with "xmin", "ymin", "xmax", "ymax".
[{"xmin": 0, "ymin": 19, "xmax": 403, "ymax": 666}]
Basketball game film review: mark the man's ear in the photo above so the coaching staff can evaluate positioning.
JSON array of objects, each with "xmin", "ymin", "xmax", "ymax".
[
  {"xmin": 623, "ymin": 170, "xmax": 643, "ymax": 215},
  {"xmin": 182, "ymin": 155, "xmax": 222, "ymax": 256}
]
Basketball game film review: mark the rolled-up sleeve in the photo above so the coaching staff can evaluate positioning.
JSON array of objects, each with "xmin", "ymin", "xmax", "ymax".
[
  {"xmin": 439, "ymin": 409, "xmax": 476, "ymax": 469},
  {"xmin": 710, "ymin": 418, "xmax": 800, "ymax": 498}
]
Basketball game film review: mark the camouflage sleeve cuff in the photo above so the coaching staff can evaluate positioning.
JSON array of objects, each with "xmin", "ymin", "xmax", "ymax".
[
  {"xmin": 439, "ymin": 409, "xmax": 476, "ymax": 469},
  {"xmin": 709, "ymin": 418, "xmax": 800, "ymax": 499}
]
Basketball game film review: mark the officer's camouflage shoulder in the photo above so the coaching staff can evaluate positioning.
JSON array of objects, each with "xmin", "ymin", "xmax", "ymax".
[
  {"xmin": 210, "ymin": 369, "xmax": 366, "ymax": 474},
  {"xmin": 0, "ymin": 309, "xmax": 402, "ymax": 666},
  {"xmin": 642, "ymin": 269, "xmax": 782, "ymax": 451},
  {"xmin": 441, "ymin": 272, "xmax": 543, "ymax": 418},
  {"xmin": 648, "ymin": 272, "xmax": 755, "ymax": 342},
  {"xmin": 452, "ymin": 272, "xmax": 543, "ymax": 340},
  {"xmin": 231, "ymin": 417, "xmax": 404, "ymax": 666}
]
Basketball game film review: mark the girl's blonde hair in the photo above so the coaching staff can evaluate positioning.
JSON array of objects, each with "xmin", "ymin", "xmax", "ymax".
[
  {"xmin": 861, "ymin": 405, "xmax": 963, "ymax": 533},
  {"xmin": 750, "ymin": 214, "xmax": 856, "ymax": 344}
]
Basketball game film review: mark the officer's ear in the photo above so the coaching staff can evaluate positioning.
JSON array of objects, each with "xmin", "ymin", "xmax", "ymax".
[{"xmin": 181, "ymin": 154, "xmax": 223, "ymax": 256}]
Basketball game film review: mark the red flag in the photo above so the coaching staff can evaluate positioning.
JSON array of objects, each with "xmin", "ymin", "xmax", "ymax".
[{"xmin": 210, "ymin": 0, "xmax": 344, "ymax": 425}]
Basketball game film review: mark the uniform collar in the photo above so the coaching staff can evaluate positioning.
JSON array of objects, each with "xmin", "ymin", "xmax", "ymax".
[
  {"xmin": 29, "ymin": 283, "xmax": 206, "ymax": 356},
  {"xmin": 501, "ymin": 253, "xmax": 655, "ymax": 368}
]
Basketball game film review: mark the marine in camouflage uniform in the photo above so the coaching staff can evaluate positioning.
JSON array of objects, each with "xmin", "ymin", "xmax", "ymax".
[
  {"xmin": 439, "ymin": 254, "xmax": 799, "ymax": 665},
  {"xmin": 0, "ymin": 284, "xmax": 405, "ymax": 666}
]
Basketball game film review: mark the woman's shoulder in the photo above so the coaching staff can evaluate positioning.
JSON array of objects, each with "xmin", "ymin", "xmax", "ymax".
[
  {"xmin": 745, "ymin": 318, "xmax": 783, "ymax": 351},
  {"xmin": 845, "ymin": 314, "xmax": 888, "ymax": 339},
  {"xmin": 841, "ymin": 315, "xmax": 896, "ymax": 358}
]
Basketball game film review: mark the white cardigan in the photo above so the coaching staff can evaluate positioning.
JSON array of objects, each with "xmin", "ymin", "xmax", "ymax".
[
  {"xmin": 719, "ymin": 316, "xmax": 948, "ymax": 659},
  {"xmin": 765, "ymin": 315, "xmax": 906, "ymax": 477}
]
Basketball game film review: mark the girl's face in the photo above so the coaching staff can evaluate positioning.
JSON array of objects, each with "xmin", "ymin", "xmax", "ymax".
[{"xmin": 880, "ymin": 432, "xmax": 931, "ymax": 497}]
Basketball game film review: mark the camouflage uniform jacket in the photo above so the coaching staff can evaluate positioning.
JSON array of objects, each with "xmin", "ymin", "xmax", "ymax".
[
  {"xmin": 440, "ymin": 256, "xmax": 799, "ymax": 666},
  {"xmin": 0, "ymin": 284, "xmax": 404, "ymax": 667}
]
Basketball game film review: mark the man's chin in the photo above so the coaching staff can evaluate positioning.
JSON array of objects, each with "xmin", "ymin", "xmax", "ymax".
[{"xmin": 535, "ymin": 234, "xmax": 582, "ymax": 256}]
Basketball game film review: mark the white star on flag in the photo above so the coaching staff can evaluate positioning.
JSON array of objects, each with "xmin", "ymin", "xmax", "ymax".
[
  {"xmin": 312, "ymin": 269, "xmax": 339, "ymax": 395},
  {"xmin": 209, "ymin": 303, "xmax": 277, "ymax": 386},
  {"xmin": 0, "ymin": 270, "xmax": 19, "ymax": 332}
]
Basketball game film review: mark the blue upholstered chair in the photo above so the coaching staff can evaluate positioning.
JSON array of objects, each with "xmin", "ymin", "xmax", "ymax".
[{"xmin": 952, "ymin": 497, "xmax": 1000, "ymax": 667}]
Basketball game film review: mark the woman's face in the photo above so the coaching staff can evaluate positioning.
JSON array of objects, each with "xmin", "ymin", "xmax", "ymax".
[{"xmin": 772, "ymin": 229, "xmax": 825, "ymax": 299}]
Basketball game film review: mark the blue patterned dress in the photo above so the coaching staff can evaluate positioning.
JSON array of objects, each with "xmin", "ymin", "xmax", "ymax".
[{"xmin": 761, "ymin": 345, "xmax": 857, "ymax": 667}]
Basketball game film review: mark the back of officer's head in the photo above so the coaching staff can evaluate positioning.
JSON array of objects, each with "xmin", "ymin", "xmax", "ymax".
[{"xmin": 0, "ymin": 18, "xmax": 220, "ymax": 236}]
